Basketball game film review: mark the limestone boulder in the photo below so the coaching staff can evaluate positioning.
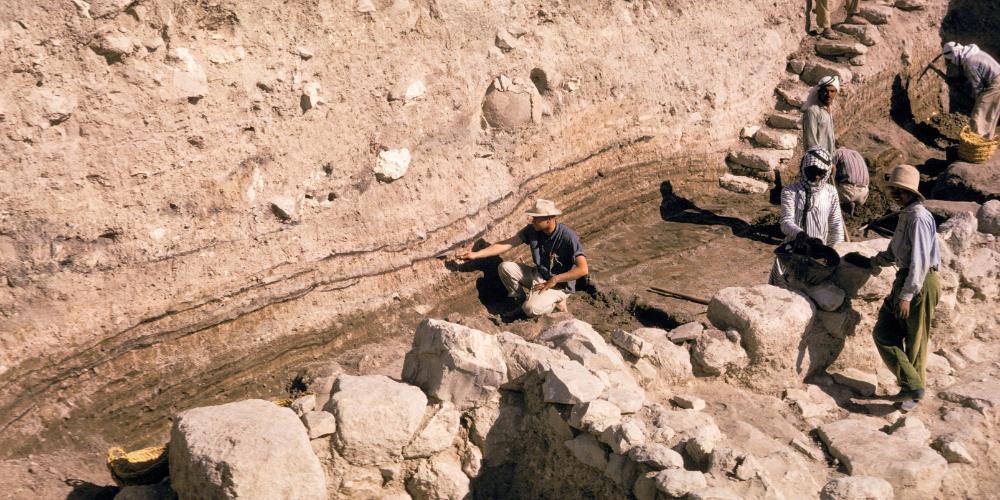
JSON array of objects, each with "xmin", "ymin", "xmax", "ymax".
[
  {"xmin": 834, "ymin": 24, "xmax": 882, "ymax": 46},
  {"xmin": 169, "ymin": 400, "xmax": 325, "ymax": 500},
  {"xmin": 938, "ymin": 379, "xmax": 1000, "ymax": 412},
  {"xmin": 977, "ymin": 200, "xmax": 1000, "ymax": 235},
  {"xmin": 858, "ymin": 5, "xmax": 892, "ymax": 24},
  {"xmin": 543, "ymin": 359, "xmax": 606, "ymax": 404},
  {"xmin": 301, "ymin": 411, "xmax": 336, "ymax": 439},
  {"xmin": 538, "ymin": 319, "xmax": 629, "ymax": 374},
  {"xmin": 633, "ymin": 327, "xmax": 694, "ymax": 384},
  {"xmin": 708, "ymin": 285, "xmax": 816, "ymax": 387},
  {"xmin": 404, "ymin": 403, "xmax": 461, "ymax": 458},
  {"xmin": 818, "ymin": 419, "xmax": 946, "ymax": 496},
  {"xmin": 815, "ymin": 40, "xmax": 868, "ymax": 57},
  {"xmin": 932, "ymin": 436, "xmax": 975, "ymax": 465},
  {"xmin": 402, "ymin": 319, "xmax": 507, "ymax": 410},
  {"xmin": 481, "ymin": 75, "xmax": 541, "ymax": 129},
  {"xmin": 497, "ymin": 331, "xmax": 568, "ymax": 388},
  {"xmin": 767, "ymin": 113, "xmax": 802, "ymax": 130},
  {"xmin": 568, "ymin": 400, "xmax": 622, "ymax": 433},
  {"xmin": 932, "ymin": 161, "xmax": 1000, "ymax": 204},
  {"xmin": 325, "ymin": 375, "xmax": 427, "ymax": 464},
  {"xmin": 599, "ymin": 419, "xmax": 646, "ymax": 454},
  {"xmin": 468, "ymin": 402, "xmax": 523, "ymax": 466},
  {"xmin": 564, "ymin": 433, "xmax": 608, "ymax": 470},
  {"xmin": 801, "ymin": 60, "xmax": 853, "ymax": 86},
  {"xmin": 691, "ymin": 329, "xmax": 748, "ymax": 376},
  {"xmin": 830, "ymin": 368, "xmax": 878, "ymax": 396},
  {"xmin": 629, "ymin": 443, "xmax": 684, "ymax": 470},
  {"xmin": 719, "ymin": 174, "xmax": 768, "ymax": 195},
  {"xmin": 727, "ymin": 149, "xmax": 793, "ymax": 172},
  {"xmin": 406, "ymin": 453, "xmax": 470, "ymax": 500},
  {"xmin": 753, "ymin": 128, "xmax": 798, "ymax": 150},
  {"xmin": 924, "ymin": 199, "xmax": 981, "ymax": 223},
  {"xmin": 832, "ymin": 240, "xmax": 895, "ymax": 300},
  {"xmin": 820, "ymin": 476, "xmax": 893, "ymax": 500},
  {"xmin": 611, "ymin": 329, "xmax": 651, "ymax": 358},
  {"xmin": 667, "ymin": 322, "xmax": 704, "ymax": 343},
  {"xmin": 655, "ymin": 469, "xmax": 707, "ymax": 497}
]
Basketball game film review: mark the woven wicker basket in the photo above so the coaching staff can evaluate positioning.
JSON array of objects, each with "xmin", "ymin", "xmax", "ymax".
[{"xmin": 958, "ymin": 126, "xmax": 999, "ymax": 163}]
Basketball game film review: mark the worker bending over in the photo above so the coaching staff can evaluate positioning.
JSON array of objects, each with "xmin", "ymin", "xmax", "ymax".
[{"xmin": 944, "ymin": 41, "xmax": 1000, "ymax": 139}]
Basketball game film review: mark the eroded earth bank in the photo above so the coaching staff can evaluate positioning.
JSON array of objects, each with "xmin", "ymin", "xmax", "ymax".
[{"xmin": 1, "ymin": 0, "xmax": 999, "ymax": 498}]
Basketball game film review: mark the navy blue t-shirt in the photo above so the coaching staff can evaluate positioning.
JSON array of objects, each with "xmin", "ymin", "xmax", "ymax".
[{"xmin": 518, "ymin": 223, "xmax": 586, "ymax": 292}]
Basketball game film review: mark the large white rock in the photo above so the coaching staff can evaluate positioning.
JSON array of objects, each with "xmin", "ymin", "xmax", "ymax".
[
  {"xmin": 374, "ymin": 148, "xmax": 412, "ymax": 182},
  {"xmin": 169, "ymin": 400, "xmax": 326, "ymax": 500},
  {"xmin": 404, "ymin": 403, "xmax": 461, "ymax": 458},
  {"xmin": 564, "ymin": 433, "xmax": 608, "ymax": 470},
  {"xmin": 754, "ymin": 128, "xmax": 798, "ymax": 150},
  {"xmin": 708, "ymin": 285, "xmax": 816, "ymax": 387},
  {"xmin": 801, "ymin": 60, "xmax": 853, "ymax": 86},
  {"xmin": 632, "ymin": 328, "xmax": 694, "ymax": 384},
  {"xmin": 568, "ymin": 400, "xmax": 622, "ymax": 433},
  {"xmin": 818, "ymin": 419, "xmax": 946, "ymax": 496},
  {"xmin": 832, "ymin": 240, "xmax": 895, "ymax": 300},
  {"xmin": 402, "ymin": 319, "xmax": 507, "ymax": 410},
  {"xmin": 611, "ymin": 329, "xmax": 651, "ymax": 357},
  {"xmin": 691, "ymin": 329, "xmax": 748, "ymax": 376},
  {"xmin": 719, "ymin": 174, "xmax": 769, "ymax": 194},
  {"xmin": 406, "ymin": 453, "xmax": 470, "ymax": 500},
  {"xmin": 727, "ymin": 149, "xmax": 793, "ymax": 172},
  {"xmin": 497, "ymin": 331, "xmax": 567, "ymax": 387},
  {"xmin": 538, "ymin": 319, "xmax": 629, "ymax": 374},
  {"xmin": 325, "ymin": 375, "xmax": 427, "ymax": 464},
  {"xmin": 543, "ymin": 360, "xmax": 605, "ymax": 404},
  {"xmin": 820, "ymin": 476, "xmax": 894, "ymax": 500},
  {"xmin": 977, "ymin": 200, "xmax": 1000, "ymax": 235},
  {"xmin": 628, "ymin": 443, "xmax": 684, "ymax": 470},
  {"xmin": 655, "ymin": 469, "xmax": 707, "ymax": 497}
]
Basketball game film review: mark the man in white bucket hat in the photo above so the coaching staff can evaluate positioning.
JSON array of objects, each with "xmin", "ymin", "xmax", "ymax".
[
  {"xmin": 843, "ymin": 164, "xmax": 940, "ymax": 411},
  {"xmin": 455, "ymin": 199, "xmax": 589, "ymax": 318}
]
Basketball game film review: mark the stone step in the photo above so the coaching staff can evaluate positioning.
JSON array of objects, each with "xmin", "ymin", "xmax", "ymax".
[
  {"xmin": 719, "ymin": 174, "xmax": 769, "ymax": 195},
  {"xmin": 727, "ymin": 148, "xmax": 794, "ymax": 172},
  {"xmin": 800, "ymin": 59, "xmax": 853, "ymax": 86},
  {"xmin": 858, "ymin": 5, "xmax": 892, "ymax": 24},
  {"xmin": 726, "ymin": 159, "xmax": 776, "ymax": 182},
  {"xmin": 835, "ymin": 23, "xmax": 882, "ymax": 46},
  {"xmin": 776, "ymin": 85, "xmax": 808, "ymax": 108},
  {"xmin": 894, "ymin": 0, "xmax": 926, "ymax": 12},
  {"xmin": 753, "ymin": 128, "xmax": 798, "ymax": 150},
  {"xmin": 767, "ymin": 112, "xmax": 802, "ymax": 130},
  {"xmin": 815, "ymin": 40, "xmax": 868, "ymax": 57}
]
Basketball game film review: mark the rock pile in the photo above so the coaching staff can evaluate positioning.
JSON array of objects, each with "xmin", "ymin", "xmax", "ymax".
[{"xmin": 155, "ymin": 226, "xmax": 997, "ymax": 499}]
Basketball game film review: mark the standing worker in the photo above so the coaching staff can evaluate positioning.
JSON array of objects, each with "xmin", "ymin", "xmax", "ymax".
[
  {"xmin": 454, "ymin": 199, "xmax": 588, "ymax": 319},
  {"xmin": 769, "ymin": 147, "xmax": 845, "ymax": 286},
  {"xmin": 802, "ymin": 76, "xmax": 839, "ymax": 156},
  {"xmin": 943, "ymin": 41, "xmax": 1000, "ymax": 139},
  {"xmin": 832, "ymin": 148, "xmax": 870, "ymax": 215},
  {"xmin": 809, "ymin": 0, "xmax": 861, "ymax": 39},
  {"xmin": 843, "ymin": 165, "xmax": 940, "ymax": 411}
]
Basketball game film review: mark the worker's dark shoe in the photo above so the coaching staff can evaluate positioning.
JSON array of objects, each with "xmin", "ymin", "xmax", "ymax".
[
  {"xmin": 899, "ymin": 399, "xmax": 920, "ymax": 412},
  {"xmin": 889, "ymin": 388, "xmax": 926, "ymax": 401}
]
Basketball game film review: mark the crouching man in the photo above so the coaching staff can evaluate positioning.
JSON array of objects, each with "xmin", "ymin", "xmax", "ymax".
[
  {"xmin": 844, "ymin": 165, "xmax": 940, "ymax": 411},
  {"xmin": 455, "ymin": 199, "xmax": 589, "ymax": 318}
]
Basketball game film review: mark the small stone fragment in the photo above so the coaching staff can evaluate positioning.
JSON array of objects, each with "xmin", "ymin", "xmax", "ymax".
[
  {"xmin": 628, "ymin": 443, "xmax": 684, "ymax": 470},
  {"xmin": 672, "ymin": 394, "xmax": 706, "ymax": 411},
  {"xmin": 599, "ymin": 420, "xmax": 645, "ymax": 454},
  {"xmin": 290, "ymin": 394, "xmax": 316, "ymax": 416},
  {"xmin": 301, "ymin": 411, "xmax": 337, "ymax": 439},
  {"xmin": 374, "ymin": 148, "xmax": 412, "ymax": 183},
  {"xmin": 668, "ymin": 322, "xmax": 703, "ymax": 343},
  {"xmin": 820, "ymin": 476, "xmax": 893, "ymax": 500},
  {"xmin": 719, "ymin": 174, "xmax": 769, "ymax": 195},
  {"xmin": 932, "ymin": 436, "xmax": 975, "ymax": 465}
]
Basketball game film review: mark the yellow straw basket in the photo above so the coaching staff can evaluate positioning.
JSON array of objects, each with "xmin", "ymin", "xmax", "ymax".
[
  {"xmin": 106, "ymin": 444, "xmax": 169, "ymax": 486},
  {"xmin": 958, "ymin": 126, "xmax": 999, "ymax": 163}
]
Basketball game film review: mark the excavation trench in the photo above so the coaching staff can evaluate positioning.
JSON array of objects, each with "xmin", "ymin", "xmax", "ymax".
[{"xmin": 0, "ymin": 0, "xmax": 989, "ymax": 482}]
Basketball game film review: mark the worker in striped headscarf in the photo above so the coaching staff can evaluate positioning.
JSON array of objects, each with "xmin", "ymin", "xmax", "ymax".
[{"xmin": 769, "ymin": 147, "xmax": 845, "ymax": 286}]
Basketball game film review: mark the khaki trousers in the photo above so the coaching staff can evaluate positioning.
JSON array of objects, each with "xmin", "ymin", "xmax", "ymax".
[
  {"xmin": 498, "ymin": 261, "xmax": 568, "ymax": 317},
  {"xmin": 873, "ymin": 269, "xmax": 940, "ymax": 391},
  {"xmin": 837, "ymin": 183, "xmax": 869, "ymax": 206},
  {"xmin": 971, "ymin": 80, "xmax": 1000, "ymax": 140},
  {"xmin": 815, "ymin": 0, "xmax": 861, "ymax": 29}
]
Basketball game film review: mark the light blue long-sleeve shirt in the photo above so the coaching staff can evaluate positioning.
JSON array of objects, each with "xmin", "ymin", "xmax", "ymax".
[
  {"xmin": 962, "ymin": 50, "xmax": 1000, "ymax": 96},
  {"xmin": 874, "ymin": 202, "xmax": 941, "ymax": 301}
]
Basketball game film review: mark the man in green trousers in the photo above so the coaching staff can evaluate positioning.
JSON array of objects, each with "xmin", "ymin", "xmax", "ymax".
[{"xmin": 843, "ymin": 164, "xmax": 941, "ymax": 411}]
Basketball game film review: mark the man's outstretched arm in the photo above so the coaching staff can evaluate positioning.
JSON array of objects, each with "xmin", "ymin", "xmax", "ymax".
[{"xmin": 454, "ymin": 234, "xmax": 523, "ymax": 261}]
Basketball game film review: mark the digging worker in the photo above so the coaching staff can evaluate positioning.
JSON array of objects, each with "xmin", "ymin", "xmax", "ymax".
[
  {"xmin": 844, "ymin": 164, "xmax": 940, "ymax": 411},
  {"xmin": 769, "ymin": 147, "xmax": 845, "ymax": 286},
  {"xmin": 832, "ymin": 147, "xmax": 870, "ymax": 215},
  {"xmin": 802, "ymin": 76, "xmax": 838, "ymax": 156},
  {"xmin": 943, "ymin": 41, "xmax": 1000, "ymax": 139},
  {"xmin": 809, "ymin": 0, "xmax": 861, "ymax": 39},
  {"xmin": 455, "ymin": 199, "xmax": 588, "ymax": 318}
]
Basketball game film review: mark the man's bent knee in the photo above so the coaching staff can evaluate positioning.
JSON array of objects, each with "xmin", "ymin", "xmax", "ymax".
[
  {"xmin": 498, "ymin": 261, "xmax": 519, "ymax": 277},
  {"xmin": 522, "ymin": 298, "xmax": 555, "ymax": 318}
]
